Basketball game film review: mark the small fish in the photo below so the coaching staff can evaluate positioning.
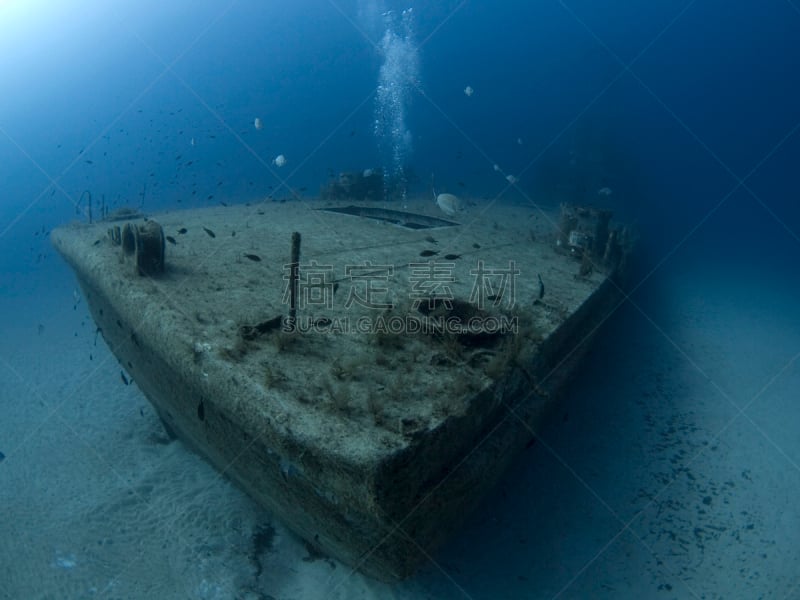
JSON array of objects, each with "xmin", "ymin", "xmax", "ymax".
[
  {"xmin": 597, "ymin": 186, "xmax": 613, "ymax": 196},
  {"xmin": 436, "ymin": 193, "xmax": 461, "ymax": 217},
  {"xmin": 424, "ymin": 236, "xmax": 438, "ymax": 244},
  {"xmin": 444, "ymin": 253, "xmax": 461, "ymax": 260},
  {"xmin": 120, "ymin": 371, "xmax": 130, "ymax": 385},
  {"xmin": 0, "ymin": 450, "xmax": 4, "ymax": 462},
  {"xmin": 419, "ymin": 250, "xmax": 439, "ymax": 257},
  {"xmin": 472, "ymin": 243, "xmax": 481, "ymax": 249},
  {"xmin": 243, "ymin": 253, "xmax": 261, "ymax": 262},
  {"xmin": 537, "ymin": 273, "xmax": 545, "ymax": 300},
  {"xmin": 177, "ymin": 228, "xmax": 188, "ymax": 234},
  {"xmin": 85, "ymin": 159, "xmax": 93, "ymax": 164},
  {"xmin": 166, "ymin": 236, "xmax": 177, "ymax": 245},
  {"xmin": 202, "ymin": 227, "xmax": 216, "ymax": 238}
]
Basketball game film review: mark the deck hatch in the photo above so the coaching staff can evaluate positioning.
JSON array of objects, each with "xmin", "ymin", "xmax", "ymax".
[{"xmin": 317, "ymin": 205, "xmax": 459, "ymax": 230}]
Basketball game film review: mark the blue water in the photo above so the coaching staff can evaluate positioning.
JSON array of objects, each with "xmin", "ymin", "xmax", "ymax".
[{"xmin": 1, "ymin": 1, "xmax": 799, "ymax": 598}]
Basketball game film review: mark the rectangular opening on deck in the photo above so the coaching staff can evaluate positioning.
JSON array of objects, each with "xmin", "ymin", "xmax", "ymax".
[{"xmin": 317, "ymin": 205, "xmax": 459, "ymax": 230}]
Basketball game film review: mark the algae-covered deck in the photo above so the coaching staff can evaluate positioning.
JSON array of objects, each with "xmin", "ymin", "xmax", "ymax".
[{"xmin": 51, "ymin": 198, "xmax": 628, "ymax": 580}]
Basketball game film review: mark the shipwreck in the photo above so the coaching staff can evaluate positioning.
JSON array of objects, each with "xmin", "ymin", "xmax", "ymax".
[{"xmin": 51, "ymin": 198, "xmax": 631, "ymax": 581}]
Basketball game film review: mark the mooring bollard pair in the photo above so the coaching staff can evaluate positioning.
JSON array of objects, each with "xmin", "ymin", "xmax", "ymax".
[{"xmin": 108, "ymin": 220, "xmax": 165, "ymax": 276}]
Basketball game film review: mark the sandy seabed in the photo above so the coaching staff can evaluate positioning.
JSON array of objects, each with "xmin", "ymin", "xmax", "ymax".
[{"xmin": 1, "ymin": 247, "xmax": 798, "ymax": 599}]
